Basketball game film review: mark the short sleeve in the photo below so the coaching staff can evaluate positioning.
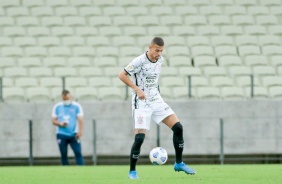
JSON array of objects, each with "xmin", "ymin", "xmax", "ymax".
[
  {"xmin": 76, "ymin": 103, "xmax": 84, "ymax": 117},
  {"xmin": 51, "ymin": 104, "xmax": 58, "ymax": 118},
  {"xmin": 124, "ymin": 57, "xmax": 143, "ymax": 76}
]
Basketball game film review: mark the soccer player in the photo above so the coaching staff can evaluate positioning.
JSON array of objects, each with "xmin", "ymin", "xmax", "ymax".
[
  {"xmin": 118, "ymin": 37, "xmax": 196, "ymax": 179},
  {"xmin": 51, "ymin": 89, "xmax": 84, "ymax": 165}
]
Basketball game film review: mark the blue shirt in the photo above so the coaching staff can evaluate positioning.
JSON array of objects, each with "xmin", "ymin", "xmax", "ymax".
[{"xmin": 52, "ymin": 101, "xmax": 83, "ymax": 136}]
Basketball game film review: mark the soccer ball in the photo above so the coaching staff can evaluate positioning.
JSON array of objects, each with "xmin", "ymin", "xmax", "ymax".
[{"xmin": 149, "ymin": 147, "xmax": 168, "ymax": 165}]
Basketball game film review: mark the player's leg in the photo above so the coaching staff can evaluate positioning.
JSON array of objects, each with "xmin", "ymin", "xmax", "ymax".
[
  {"xmin": 57, "ymin": 134, "xmax": 69, "ymax": 165},
  {"xmin": 69, "ymin": 136, "xmax": 84, "ymax": 165}
]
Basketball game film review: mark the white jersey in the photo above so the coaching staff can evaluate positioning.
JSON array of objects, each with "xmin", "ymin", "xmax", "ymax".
[{"xmin": 124, "ymin": 52, "xmax": 164, "ymax": 109}]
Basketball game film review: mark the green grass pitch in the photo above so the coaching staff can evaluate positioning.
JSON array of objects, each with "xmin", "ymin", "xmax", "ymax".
[{"xmin": 0, "ymin": 164, "xmax": 281, "ymax": 184}]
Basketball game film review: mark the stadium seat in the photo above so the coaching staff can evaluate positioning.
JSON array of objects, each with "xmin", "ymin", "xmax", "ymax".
[
  {"xmin": 172, "ymin": 87, "xmax": 196, "ymax": 100},
  {"xmin": 25, "ymin": 47, "xmax": 47, "ymax": 57},
  {"xmin": 75, "ymin": 27, "xmax": 98, "ymax": 37},
  {"xmin": 16, "ymin": 16, "xmax": 39, "ymax": 27},
  {"xmin": 1, "ymin": 47, "xmax": 23, "ymax": 57},
  {"xmin": 234, "ymin": 0, "xmax": 257, "ymax": 6},
  {"xmin": 197, "ymin": 87, "xmax": 221, "ymax": 100},
  {"xmin": 38, "ymin": 37, "xmax": 60, "ymax": 47},
  {"xmin": 232, "ymin": 15, "xmax": 254, "ymax": 26},
  {"xmin": 99, "ymin": 26, "xmax": 122, "ymax": 36},
  {"xmin": 98, "ymin": 87, "xmax": 124, "ymax": 101},
  {"xmin": 268, "ymin": 25, "xmax": 282, "ymax": 36},
  {"xmin": 221, "ymin": 25, "xmax": 244, "ymax": 36},
  {"xmin": 190, "ymin": 76, "xmax": 209, "ymax": 88},
  {"xmin": 215, "ymin": 46, "xmax": 237, "ymax": 57},
  {"xmin": 137, "ymin": 16, "xmax": 159, "ymax": 26},
  {"xmin": 0, "ymin": 37, "xmax": 13, "ymax": 47},
  {"xmin": 218, "ymin": 55, "xmax": 243, "ymax": 68},
  {"xmin": 224, "ymin": 6, "xmax": 247, "ymax": 16},
  {"xmin": 113, "ymin": 16, "xmax": 136, "ymax": 27},
  {"xmin": 126, "ymin": 6, "xmax": 149, "ymax": 16},
  {"xmin": 22, "ymin": 0, "xmax": 44, "ymax": 7},
  {"xmin": 191, "ymin": 46, "xmax": 214, "ymax": 57},
  {"xmin": 94, "ymin": 57, "xmax": 117, "ymax": 67},
  {"xmin": 89, "ymin": 16, "xmax": 111, "ymax": 27},
  {"xmin": 270, "ymin": 6, "xmax": 282, "ymax": 16},
  {"xmin": 259, "ymin": 0, "xmax": 282, "ymax": 6},
  {"xmin": 210, "ymin": 36, "xmax": 234, "ymax": 46},
  {"xmin": 161, "ymin": 76, "xmax": 185, "ymax": 87},
  {"xmin": 53, "ymin": 67, "xmax": 77, "ymax": 77},
  {"xmin": 7, "ymin": 7, "xmax": 29, "ymax": 16},
  {"xmin": 40, "ymin": 77, "xmax": 62, "ymax": 88},
  {"xmin": 0, "ymin": 17, "xmax": 14, "ymax": 26},
  {"xmin": 2, "ymin": 78, "xmax": 14, "ymax": 87},
  {"xmin": 124, "ymin": 26, "xmax": 147, "ymax": 36},
  {"xmin": 96, "ymin": 47, "xmax": 119, "ymax": 57},
  {"xmin": 51, "ymin": 27, "xmax": 74, "ymax": 36},
  {"xmin": 150, "ymin": 6, "xmax": 173, "ymax": 16},
  {"xmin": 3, "ymin": 87, "xmax": 26, "ymax": 102},
  {"xmin": 248, "ymin": 6, "xmax": 269, "ymax": 16},
  {"xmin": 15, "ymin": 77, "xmax": 38, "ymax": 88},
  {"xmin": 235, "ymin": 35, "xmax": 258, "ymax": 46},
  {"xmin": 120, "ymin": 46, "xmax": 143, "ymax": 57},
  {"xmin": 178, "ymin": 67, "xmax": 202, "ymax": 77},
  {"xmin": 46, "ymin": 0, "xmax": 68, "ymax": 7},
  {"xmin": 29, "ymin": 67, "xmax": 53, "ymax": 77},
  {"xmin": 159, "ymin": 87, "xmax": 173, "ymax": 100},
  {"xmin": 238, "ymin": 45, "xmax": 261, "ymax": 57},
  {"xmin": 0, "ymin": 57, "xmax": 16, "ymax": 68},
  {"xmin": 244, "ymin": 25, "xmax": 267, "ymax": 35},
  {"xmin": 68, "ymin": 57, "xmax": 91, "ymax": 67},
  {"xmin": 252, "ymin": 66, "xmax": 276, "ymax": 77},
  {"xmin": 78, "ymin": 7, "xmax": 101, "ymax": 16},
  {"xmin": 189, "ymin": 0, "xmax": 210, "ymax": 6},
  {"xmin": 167, "ymin": 46, "xmax": 190, "ymax": 57},
  {"xmin": 27, "ymin": 27, "xmax": 50, "ymax": 37},
  {"xmin": 210, "ymin": 76, "xmax": 234, "ymax": 88},
  {"xmin": 73, "ymin": 46, "xmax": 95, "ymax": 57},
  {"xmin": 43, "ymin": 57, "xmax": 66, "ymax": 68},
  {"xmin": 41, "ymin": 17, "xmax": 63, "ymax": 27},
  {"xmin": 221, "ymin": 87, "xmax": 245, "ymax": 100},
  {"xmin": 262, "ymin": 45, "xmax": 282, "ymax": 56},
  {"xmin": 86, "ymin": 36, "xmax": 109, "ymax": 47},
  {"xmin": 160, "ymin": 15, "xmax": 183, "ymax": 26},
  {"xmin": 160, "ymin": 67, "xmax": 178, "ymax": 76},
  {"xmin": 261, "ymin": 76, "xmax": 282, "ymax": 88},
  {"xmin": 269, "ymin": 86, "xmax": 282, "ymax": 98},
  {"xmin": 258, "ymin": 35, "xmax": 281, "ymax": 46},
  {"xmin": 169, "ymin": 56, "xmax": 192, "ymax": 67},
  {"xmin": 211, "ymin": 0, "xmax": 233, "ymax": 6},
  {"xmin": 256, "ymin": 15, "xmax": 278, "ymax": 26},
  {"xmin": 184, "ymin": 15, "xmax": 207, "ymax": 26},
  {"xmin": 174, "ymin": 6, "xmax": 198, "ymax": 16},
  {"xmin": 118, "ymin": 57, "xmax": 134, "ymax": 67},
  {"xmin": 49, "ymin": 47, "xmax": 71, "ymax": 57},
  {"xmin": 18, "ymin": 57, "xmax": 41, "ymax": 67},
  {"xmin": 93, "ymin": 0, "xmax": 116, "ymax": 7},
  {"xmin": 200, "ymin": 6, "xmax": 222, "ymax": 16},
  {"xmin": 104, "ymin": 67, "xmax": 123, "ymax": 77},
  {"xmin": 173, "ymin": 26, "xmax": 196, "ymax": 36},
  {"xmin": 65, "ymin": 77, "xmax": 88, "ymax": 88},
  {"xmin": 89, "ymin": 77, "xmax": 111, "ymax": 87},
  {"xmin": 0, "ymin": 0, "xmax": 20, "ymax": 7},
  {"xmin": 187, "ymin": 36, "xmax": 210, "ymax": 47},
  {"xmin": 270, "ymin": 56, "xmax": 282, "ymax": 68},
  {"xmin": 116, "ymin": 0, "xmax": 139, "ymax": 7},
  {"xmin": 228, "ymin": 66, "xmax": 252, "ymax": 77},
  {"xmin": 62, "ymin": 36, "xmax": 84, "ymax": 47},
  {"xmin": 197, "ymin": 25, "xmax": 220, "ymax": 36},
  {"xmin": 194, "ymin": 56, "xmax": 217, "ymax": 68},
  {"xmin": 51, "ymin": 87, "xmax": 65, "ymax": 101},
  {"xmin": 78, "ymin": 67, "xmax": 103, "ymax": 77},
  {"xmin": 64, "ymin": 16, "xmax": 86, "ymax": 27},
  {"xmin": 148, "ymin": 26, "xmax": 171, "ymax": 36},
  {"xmin": 162, "ymin": 36, "xmax": 186, "ymax": 46},
  {"xmin": 244, "ymin": 55, "xmax": 268, "ymax": 67},
  {"xmin": 203, "ymin": 66, "xmax": 227, "ymax": 77},
  {"xmin": 235, "ymin": 76, "xmax": 260, "ymax": 87},
  {"xmin": 3, "ymin": 27, "xmax": 25, "ymax": 37},
  {"xmin": 104, "ymin": 6, "xmax": 125, "ymax": 16},
  {"xmin": 26, "ymin": 87, "xmax": 51, "ymax": 102},
  {"xmin": 112, "ymin": 77, "xmax": 126, "ymax": 88},
  {"xmin": 75, "ymin": 87, "xmax": 99, "ymax": 102},
  {"xmin": 244, "ymin": 86, "xmax": 268, "ymax": 99},
  {"xmin": 209, "ymin": 15, "xmax": 231, "ymax": 26},
  {"xmin": 31, "ymin": 7, "xmax": 53, "ymax": 17},
  {"xmin": 139, "ymin": 0, "xmax": 162, "ymax": 6}
]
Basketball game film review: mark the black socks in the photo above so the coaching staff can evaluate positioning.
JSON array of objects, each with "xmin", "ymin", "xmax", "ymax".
[
  {"xmin": 171, "ymin": 122, "xmax": 184, "ymax": 164},
  {"xmin": 130, "ymin": 133, "xmax": 145, "ymax": 171}
]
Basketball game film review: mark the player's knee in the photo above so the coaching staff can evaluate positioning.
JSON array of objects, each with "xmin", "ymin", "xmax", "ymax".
[{"xmin": 171, "ymin": 122, "xmax": 183, "ymax": 135}]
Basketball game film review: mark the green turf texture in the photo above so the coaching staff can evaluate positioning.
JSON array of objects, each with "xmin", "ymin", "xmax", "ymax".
[{"xmin": 0, "ymin": 164, "xmax": 281, "ymax": 184}]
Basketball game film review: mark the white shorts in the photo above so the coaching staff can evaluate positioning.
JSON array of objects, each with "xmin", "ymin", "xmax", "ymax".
[{"xmin": 132, "ymin": 102, "xmax": 174, "ymax": 130}]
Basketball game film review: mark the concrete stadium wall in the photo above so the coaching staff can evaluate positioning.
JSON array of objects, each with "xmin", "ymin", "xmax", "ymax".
[{"xmin": 0, "ymin": 100, "xmax": 282, "ymax": 158}]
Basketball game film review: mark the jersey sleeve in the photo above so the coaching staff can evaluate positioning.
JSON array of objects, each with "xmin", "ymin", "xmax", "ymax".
[
  {"xmin": 51, "ymin": 104, "xmax": 58, "ymax": 118},
  {"xmin": 124, "ymin": 57, "xmax": 143, "ymax": 76},
  {"xmin": 76, "ymin": 103, "xmax": 84, "ymax": 117}
]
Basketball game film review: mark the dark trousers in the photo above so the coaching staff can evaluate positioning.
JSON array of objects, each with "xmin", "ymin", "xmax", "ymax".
[{"xmin": 56, "ymin": 134, "xmax": 84, "ymax": 165}]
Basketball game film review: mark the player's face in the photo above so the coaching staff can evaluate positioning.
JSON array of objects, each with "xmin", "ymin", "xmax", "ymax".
[
  {"xmin": 149, "ymin": 44, "xmax": 164, "ymax": 61},
  {"xmin": 62, "ymin": 93, "xmax": 71, "ymax": 101}
]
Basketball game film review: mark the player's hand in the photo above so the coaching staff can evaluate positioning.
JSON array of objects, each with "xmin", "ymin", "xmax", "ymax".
[
  {"xmin": 75, "ymin": 132, "xmax": 82, "ymax": 139},
  {"xmin": 136, "ymin": 88, "xmax": 146, "ymax": 100},
  {"xmin": 59, "ymin": 122, "xmax": 68, "ymax": 127}
]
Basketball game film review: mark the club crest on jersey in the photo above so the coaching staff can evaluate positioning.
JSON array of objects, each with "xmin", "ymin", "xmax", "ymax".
[{"xmin": 137, "ymin": 116, "xmax": 144, "ymax": 124}]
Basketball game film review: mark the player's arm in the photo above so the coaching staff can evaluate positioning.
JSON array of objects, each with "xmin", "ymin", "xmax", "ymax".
[
  {"xmin": 76, "ymin": 116, "xmax": 84, "ymax": 138},
  {"xmin": 52, "ymin": 117, "xmax": 67, "ymax": 127},
  {"xmin": 118, "ymin": 70, "xmax": 146, "ymax": 100}
]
